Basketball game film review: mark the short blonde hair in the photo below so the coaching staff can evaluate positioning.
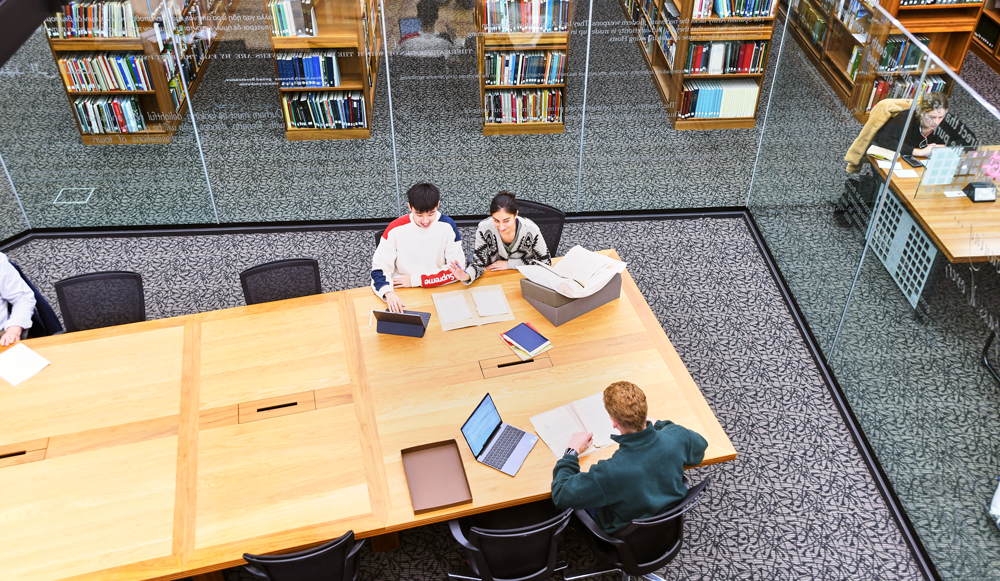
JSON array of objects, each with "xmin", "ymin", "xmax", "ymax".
[
  {"xmin": 603, "ymin": 381, "xmax": 648, "ymax": 432},
  {"xmin": 917, "ymin": 92, "xmax": 949, "ymax": 114}
]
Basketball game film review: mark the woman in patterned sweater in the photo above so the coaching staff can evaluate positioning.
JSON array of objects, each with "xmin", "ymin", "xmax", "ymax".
[{"xmin": 448, "ymin": 192, "xmax": 551, "ymax": 284}]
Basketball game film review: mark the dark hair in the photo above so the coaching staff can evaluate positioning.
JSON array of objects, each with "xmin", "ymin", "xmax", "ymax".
[
  {"xmin": 489, "ymin": 191, "xmax": 518, "ymax": 215},
  {"xmin": 416, "ymin": 0, "xmax": 439, "ymax": 31},
  {"xmin": 407, "ymin": 183, "xmax": 441, "ymax": 213}
]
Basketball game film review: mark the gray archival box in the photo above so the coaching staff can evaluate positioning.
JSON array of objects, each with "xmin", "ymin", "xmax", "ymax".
[{"xmin": 519, "ymin": 273, "xmax": 622, "ymax": 327}]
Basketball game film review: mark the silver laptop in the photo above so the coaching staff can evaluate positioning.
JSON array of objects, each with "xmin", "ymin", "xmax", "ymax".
[{"xmin": 461, "ymin": 393, "xmax": 538, "ymax": 476}]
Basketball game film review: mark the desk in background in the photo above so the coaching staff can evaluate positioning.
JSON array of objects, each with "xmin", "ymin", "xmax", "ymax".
[{"xmin": 0, "ymin": 250, "xmax": 737, "ymax": 581}]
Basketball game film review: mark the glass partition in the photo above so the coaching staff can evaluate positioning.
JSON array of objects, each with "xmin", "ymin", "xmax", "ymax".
[
  {"xmin": 0, "ymin": 0, "xmax": 218, "ymax": 229},
  {"xmin": 749, "ymin": 1, "xmax": 1000, "ymax": 577},
  {"xmin": 0, "ymin": 155, "xmax": 30, "ymax": 240}
]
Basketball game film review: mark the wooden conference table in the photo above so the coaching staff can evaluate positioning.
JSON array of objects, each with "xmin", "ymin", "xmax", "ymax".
[
  {"xmin": 872, "ymin": 156, "xmax": 1000, "ymax": 262},
  {"xmin": 0, "ymin": 250, "xmax": 737, "ymax": 581}
]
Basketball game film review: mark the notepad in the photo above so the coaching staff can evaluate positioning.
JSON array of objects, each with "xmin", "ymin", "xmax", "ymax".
[
  {"xmin": 893, "ymin": 168, "xmax": 919, "ymax": 178},
  {"xmin": 502, "ymin": 323, "xmax": 550, "ymax": 356},
  {"xmin": 0, "ymin": 343, "xmax": 50, "ymax": 386},
  {"xmin": 436, "ymin": 294, "xmax": 473, "ymax": 325},
  {"xmin": 473, "ymin": 289, "xmax": 508, "ymax": 317},
  {"xmin": 530, "ymin": 392, "xmax": 620, "ymax": 458}
]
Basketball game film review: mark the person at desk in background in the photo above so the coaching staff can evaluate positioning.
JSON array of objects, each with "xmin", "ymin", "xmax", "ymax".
[
  {"xmin": 872, "ymin": 92, "xmax": 949, "ymax": 158},
  {"xmin": 371, "ymin": 183, "xmax": 466, "ymax": 313},
  {"xmin": 0, "ymin": 253, "xmax": 35, "ymax": 346},
  {"xmin": 550, "ymin": 381, "xmax": 708, "ymax": 533},
  {"xmin": 447, "ymin": 191, "xmax": 551, "ymax": 284}
]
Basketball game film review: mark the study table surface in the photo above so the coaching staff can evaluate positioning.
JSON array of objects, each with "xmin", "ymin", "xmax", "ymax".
[
  {"xmin": 872, "ymin": 156, "xmax": 1000, "ymax": 262},
  {"xmin": 0, "ymin": 250, "xmax": 737, "ymax": 581}
]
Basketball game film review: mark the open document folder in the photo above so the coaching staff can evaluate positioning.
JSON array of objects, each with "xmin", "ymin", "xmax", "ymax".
[
  {"xmin": 530, "ymin": 392, "xmax": 620, "ymax": 458},
  {"xmin": 518, "ymin": 246, "xmax": 627, "ymax": 299}
]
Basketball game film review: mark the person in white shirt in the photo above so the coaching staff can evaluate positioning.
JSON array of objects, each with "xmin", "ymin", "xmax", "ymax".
[
  {"xmin": 0, "ymin": 253, "xmax": 35, "ymax": 346},
  {"xmin": 371, "ymin": 183, "xmax": 466, "ymax": 313}
]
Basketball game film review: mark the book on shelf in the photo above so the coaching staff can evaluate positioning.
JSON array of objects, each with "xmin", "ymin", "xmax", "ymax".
[
  {"xmin": 73, "ymin": 94, "xmax": 147, "ymax": 134},
  {"xmin": 833, "ymin": 0, "xmax": 870, "ymax": 35},
  {"xmin": 900, "ymin": 0, "xmax": 981, "ymax": 5},
  {"xmin": 529, "ymin": 392, "xmax": 619, "ymax": 458},
  {"xmin": 658, "ymin": 21, "xmax": 676, "ymax": 67},
  {"xmin": 281, "ymin": 90, "xmax": 367, "ymax": 129},
  {"xmin": 268, "ymin": 0, "xmax": 317, "ymax": 36},
  {"xmin": 975, "ymin": 19, "xmax": 1000, "ymax": 50},
  {"xmin": 484, "ymin": 50, "xmax": 566, "ymax": 85},
  {"xmin": 846, "ymin": 45, "xmax": 863, "ymax": 80},
  {"xmin": 484, "ymin": 88, "xmax": 563, "ymax": 124},
  {"xmin": 58, "ymin": 52, "xmax": 152, "ymax": 91},
  {"xmin": 482, "ymin": 0, "xmax": 571, "ymax": 33},
  {"xmin": 640, "ymin": 20, "xmax": 656, "ymax": 58},
  {"xmin": 679, "ymin": 78, "xmax": 759, "ymax": 119},
  {"xmin": 499, "ymin": 322, "xmax": 552, "ymax": 360},
  {"xmin": 684, "ymin": 40, "xmax": 769, "ymax": 74},
  {"xmin": 501, "ymin": 322, "xmax": 551, "ymax": 358},
  {"xmin": 47, "ymin": 1, "xmax": 139, "ymax": 38},
  {"xmin": 694, "ymin": 0, "xmax": 775, "ymax": 18},
  {"xmin": 277, "ymin": 50, "xmax": 342, "ymax": 88},
  {"xmin": 877, "ymin": 34, "xmax": 929, "ymax": 73},
  {"xmin": 865, "ymin": 75, "xmax": 946, "ymax": 111},
  {"xmin": 796, "ymin": 0, "xmax": 828, "ymax": 45}
]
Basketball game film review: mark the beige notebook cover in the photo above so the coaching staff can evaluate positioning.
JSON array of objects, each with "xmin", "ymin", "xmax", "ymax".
[
  {"xmin": 431, "ymin": 284, "xmax": 515, "ymax": 331},
  {"xmin": 529, "ymin": 392, "xmax": 619, "ymax": 459}
]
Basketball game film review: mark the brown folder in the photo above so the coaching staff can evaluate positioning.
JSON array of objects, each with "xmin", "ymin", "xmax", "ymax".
[{"xmin": 401, "ymin": 440, "xmax": 473, "ymax": 514}]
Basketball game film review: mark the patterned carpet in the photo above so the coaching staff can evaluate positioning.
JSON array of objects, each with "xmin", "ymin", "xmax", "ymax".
[{"xmin": 5, "ymin": 217, "xmax": 921, "ymax": 580}]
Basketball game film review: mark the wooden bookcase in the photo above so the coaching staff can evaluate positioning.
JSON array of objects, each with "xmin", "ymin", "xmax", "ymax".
[
  {"xmin": 266, "ymin": 0, "xmax": 380, "ymax": 140},
  {"xmin": 47, "ymin": 0, "xmax": 233, "ymax": 144},
  {"xmin": 619, "ymin": 0, "xmax": 776, "ymax": 129},
  {"xmin": 970, "ymin": 3, "xmax": 1000, "ymax": 74},
  {"xmin": 474, "ymin": 0, "xmax": 572, "ymax": 135},
  {"xmin": 782, "ymin": 0, "xmax": 983, "ymax": 123}
]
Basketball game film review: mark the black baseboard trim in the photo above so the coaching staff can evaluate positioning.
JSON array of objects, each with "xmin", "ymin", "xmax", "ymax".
[
  {"xmin": 741, "ymin": 209, "xmax": 939, "ymax": 581},
  {"xmin": 0, "ymin": 207, "xmax": 939, "ymax": 580}
]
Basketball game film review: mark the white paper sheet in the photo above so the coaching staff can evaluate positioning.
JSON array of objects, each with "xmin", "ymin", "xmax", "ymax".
[
  {"xmin": 435, "ymin": 294, "xmax": 473, "ymax": 325},
  {"xmin": 472, "ymin": 289, "xmax": 508, "ymax": 317},
  {"xmin": 530, "ymin": 404, "xmax": 596, "ymax": 458},
  {"xmin": 877, "ymin": 160, "xmax": 893, "ymax": 169},
  {"xmin": 893, "ymin": 168, "xmax": 919, "ymax": 178},
  {"xmin": 944, "ymin": 189, "xmax": 967, "ymax": 198},
  {"xmin": 571, "ymin": 392, "xmax": 620, "ymax": 448},
  {"xmin": 0, "ymin": 343, "xmax": 50, "ymax": 386}
]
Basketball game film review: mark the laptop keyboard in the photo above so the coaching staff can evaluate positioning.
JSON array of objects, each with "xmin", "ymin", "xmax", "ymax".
[
  {"xmin": 481, "ymin": 427, "xmax": 523, "ymax": 469},
  {"xmin": 403, "ymin": 310, "xmax": 431, "ymax": 326}
]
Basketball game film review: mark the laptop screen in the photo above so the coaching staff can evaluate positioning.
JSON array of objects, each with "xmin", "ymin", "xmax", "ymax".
[{"xmin": 461, "ymin": 394, "xmax": 502, "ymax": 457}]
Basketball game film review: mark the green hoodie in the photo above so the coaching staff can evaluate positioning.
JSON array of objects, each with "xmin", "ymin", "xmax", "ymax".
[{"xmin": 550, "ymin": 420, "xmax": 708, "ymax": 533}]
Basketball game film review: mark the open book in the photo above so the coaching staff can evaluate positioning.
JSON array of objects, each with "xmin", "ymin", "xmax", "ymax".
[
  {"xmin": 518, "ymin": 246, "xmax": 627, "ymax": 299},
  {"xmin": 529, "ymin": 392, "xmax": 620, "ymax": 459}
]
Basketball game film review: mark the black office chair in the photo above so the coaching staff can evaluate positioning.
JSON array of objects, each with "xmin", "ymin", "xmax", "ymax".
[
  {"xmin": 54, "ymin": 271, "xmax": 145, "ymax": 332},
  {"xmin": 448, "ymin": 500, "xmax": 573, "ymax": 581},
  {"xmin": 375, "ymin": 229, "xmax": 384, "ymax": 250},
  {"xmin": 516, "ymin": 200, "xmax": 565, "ymax": 257},
  {"xmin": 239, "ymin": 259, "xmax": 322, "ymax": 305},
  {"xmin": 242, "ymin": 530, "xmax": 365, "ymax": 581},
  {"xmin": 564, "ymin": 477, "xmax": 710, "ymax": 581}
]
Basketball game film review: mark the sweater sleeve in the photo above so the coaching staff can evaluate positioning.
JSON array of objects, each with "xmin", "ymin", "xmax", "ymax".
[
  {"xmin": 682, "ymin": 427, "xmax": 708, "ymax": 467},
  {"xmin": 370, "ymin": 233, "xmax": 398, "ymax": 301},
  {"xmin": 465, "ymin": 224, "xmax": 496, "ymax": 284},
  {"xmin": 551, "ymin": 456, "xmax": 609, "ymax": 510}
]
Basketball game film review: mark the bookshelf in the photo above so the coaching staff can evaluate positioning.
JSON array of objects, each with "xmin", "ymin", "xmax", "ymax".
[
  {"xmin": 620, "ymin": 0, "xmax": 776, "ymax": 129},
  {"xmin": 475, "ymin": 0, "xmax": 572, "ymax": 135},
  {"xmin": 970, "ymin": 4, "xmax": 1000, "ymax": 74},
  {"xmin": 46, "ymin": 0, "xmax": 234, "ymax": 145},
  {"xmin": 266, "ymin": 0, "xmax": 380, "ymax": 140},
  {"xmin": 782, "ymin": 0, "xmax": 983, "ymax": 123}
]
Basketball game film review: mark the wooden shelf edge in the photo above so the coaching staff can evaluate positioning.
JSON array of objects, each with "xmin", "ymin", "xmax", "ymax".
[
  {"xmin": 672, "ymin": 116, "xmax": 756, "ymax": 129},
  {"xmin": 285, "ymin": 127, "xmax": 371, "ymax": 140},
  {"xmin": 482, "ymin": 122, "xmax": 565, "ymax": 135},
  {"xmin": 49, "ymin": 37, "xmax": 144, "ymax": 50}
]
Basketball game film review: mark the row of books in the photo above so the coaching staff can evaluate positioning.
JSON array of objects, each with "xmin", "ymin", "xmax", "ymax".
[
  {"xmin": 796, "ymin": 0, "xmax": 828, "ymax": 47},
  {"xmin": 58, "ymin": 52, "xmax": 152, "ymax": 92},
  {"xmin": 281, "ymin": 91, "xmax": 367, "ymax": 129},
  {"xmin": 975, "ymin": 19, "xmax": 999, "ymax": 50},
  {"xmin": 481, "ymin": 0, "xmax": 572, "ymax": 33},
  {"xmin": 866, "ymin": 75, "xmax": 947, "ymax": 111},
  {"xmin": 833, "ymin": 0, "xmax": 871, "ymax": 36},
  {"xmin": 899, "ymin": 0, "xmax": 981, "ymax": 5},
  {"xmin": 846, "ymin": 45, "xmax": 863, "ymax": 80},
  {"xmin": 684, "ymin": 40, "xmax": 769, "ymax": 75},
  {"xmin": 878, "ymin": 34, "xmax": 929, "ymax": 73},
  {"xmin": 694, "ymin": 0, "xmax": 775, "ymax": 18},
  {"xmin": 268, "ymin": 0, "xmax": 317, "ymax": 37},
  {"xmin": 484, "ymin": 89, "xmax": 563, "ymax": 124},
  {"xmin": 47, "ymin": 1, "xmax": 139, "ymax": 38},
  {"xmin": 679, "ymin": 79, "xmax": 759, "ymax": 119},
  {"xmin": 484, "ymin": 51, "xmax": 566, "ymax": 85},
  {"xmin": 277, "ymin": 50, "xmax": 343, "ymax": 88},
  {"xmin": 73, "ymin": 95, "xmax": 147, "ymax": 134},
  {"xmin": 659, "ymin": 20, "xmax": 677, "ymax": 67}
]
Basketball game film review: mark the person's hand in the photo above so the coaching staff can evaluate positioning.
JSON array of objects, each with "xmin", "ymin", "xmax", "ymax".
[
  {"xmin": 568, "ymin": 432, "xmax": 593, "ymax": 455},
  {"xmin": 488, "ymin": 260, "xmax": 509, "ymax": 272},
  {"xmin": 393, "ymin": 275, "xmax": 412, "ymax": 288},
  {"xmin": 385, "ymin": 291, "xmax": 405, "ymax": 313},
  {"xmin": 913, "ymin": 144, "xmax": 942, "ymax": 157},
  {"xmin": 448, "ymin": 260, "xmax": 470, "ymax": 282},
  {"xmin": 0, "ymin": 326, "xmax": 22, "ymax": 346}
]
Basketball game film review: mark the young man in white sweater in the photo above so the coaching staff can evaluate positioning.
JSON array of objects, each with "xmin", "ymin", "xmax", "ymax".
[{"xmin": 371, "ymin": 183, "xmax": 466, "ymax": 313}]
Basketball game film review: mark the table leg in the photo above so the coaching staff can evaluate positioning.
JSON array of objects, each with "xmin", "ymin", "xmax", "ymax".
[{"xmin": 370, "ymin": 531, "xmax": 400, "ymax": 552}]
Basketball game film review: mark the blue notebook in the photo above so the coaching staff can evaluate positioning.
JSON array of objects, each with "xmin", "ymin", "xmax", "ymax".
[{"xmin": 503, "ymin": 323, "xmax": 549, "ymax": 355}]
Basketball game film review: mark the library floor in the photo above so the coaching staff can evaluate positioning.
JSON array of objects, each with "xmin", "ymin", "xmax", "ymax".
[{"xmin": 6, "ymin": 217, "xmax": 921, "ymax": 580}]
